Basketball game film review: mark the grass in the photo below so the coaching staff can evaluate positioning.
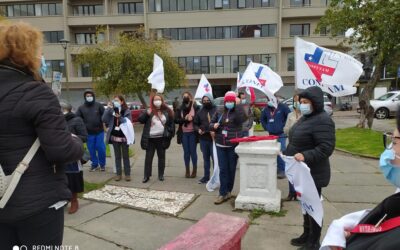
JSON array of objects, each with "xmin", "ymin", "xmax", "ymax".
[
  {"xmin": 78, "ymin": 181, "xmax": 107, "ymax": 198},
  {"xmin": 248, "ymin": 208, "xmax": 288, "ymax": 224},
  {"xmin": 254, "ymin": 123, "xmax": 264, "ymax": 132},
  {"xmin": 336, "ymin": 127, "xmax": 383, "ymax": 158}
]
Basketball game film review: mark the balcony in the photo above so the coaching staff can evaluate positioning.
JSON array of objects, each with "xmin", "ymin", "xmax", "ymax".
[
  {"xmin": 6, "ymin": 16, "xmax": 63, "ymax": 30},
  {"xmin": 147, "ymin": 8, "xmax": 279, "ymax": 28},
  {"xmin": 282, "ymin": 0, "xmax": 328, "ymax": 18},
  {"xmin": 281, "ymin": 36, "xmax": 343, "ymax": 48},
  {"xmin": 67, "ymin": 14, "xmax": 144, "ymax": 26},
  {"xmin": 169, "ymin": 37, "xmax": 279, "ymax": 57}
]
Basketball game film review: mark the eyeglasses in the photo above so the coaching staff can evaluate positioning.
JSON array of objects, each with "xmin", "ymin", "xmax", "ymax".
[{"xmin": 383, "ymin": 132, "xmax": 400, "ymax": 149}]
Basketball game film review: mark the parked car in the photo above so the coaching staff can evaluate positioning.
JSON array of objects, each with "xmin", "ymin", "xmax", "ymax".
[
  {"xmin": 282, "ymin": 95, "xmax": 333, "ymax": 116},
  {"xmin": 369, "ymin": 91, "xmax": 400, "ymax": 119},
  {"xmin": 128, "ymin": 101, "xmax": 146, "ymax": 123}
]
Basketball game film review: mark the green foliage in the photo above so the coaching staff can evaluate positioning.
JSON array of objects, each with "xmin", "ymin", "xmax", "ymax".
[
  {"xmin": 248, "ymin": 208, "xmax": 287, "ymax": 224},
  {"xmin": 336, "ymin": 127, "xmax": 383, "ymax": 158},
  {"xmin": 77, "ymin": 31, "xmax": 185, "ymax": 105}
]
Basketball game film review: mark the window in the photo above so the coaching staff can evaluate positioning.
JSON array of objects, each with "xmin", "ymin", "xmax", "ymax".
[
  {"xmin": 170, "ymin": 0, "xmax": 178, "ymax": 11},
  {"xmin": 261, "ymin": 24, "xmax": 277, "ymax": 37},
  {"xmin": 222, "ymin": 0, "xmax": 230, "ymax": 8},
  {"xmin": 193, "ymin": 57, "xmax": 201, "ymax": 73},
  {"xmin": 246, "ymin": 0, "xmax": 253, "ymax": 8},
  {"xmin": 238, "ymin": 0, "xmax": 246, "ymax": 8},
  {"xmin": 200, "ymin": 27, "xmax": 208, "ymax": 39},
  {"xmin": 148, "ymin": 0, "xmax": 155, "ymax": 12},
  {"xmin": 208, "ymin": 27, "xmax": 216, "ymax": 39},
  {"xmin": 216, "ymin": 56, "xmax": 224, "ymax": 73},
  {"xmin": 43, "ymin": 31, "xmax": 64, "ymax": 43},
  {"xmin": 262, "ymin": 54, "xmax": 276, "ymax": 71},
  {"xmin": 155, "ymin": 0, "xmax": 162, "ymax": 11},
  {"xmin": 193, "ymin": 0, "xmax": 200, "ymax": 10},
  {"xmin": 162, "ymin": 0, "xmax": 169, "ymax": 11},
  {"xmin": 193, "ymin": 28, "xmax": 201, "ymax": 39},
  {"xmin": 201, "ymin": 56, "xmax": 209, "ymax": 73},
  {"xmin": 185, "ymin": 0, "xmax": 192, "ymax": 10},
  {"xmin": 321, "ymin": 0, "xmax": 330, "ymax": 6},
  {"xmin": 186, "ymin": 28, "xmax": 193, "ymax": 40},
  {"xmin": 73, "ymin": 5, "xmax": 103, "ymax": 16},
  {"xmin": 290, "ymin": 24, "xmax": 310, "ymax": 36},
  {"xmin": 75, "ymin": 33, "xmax": 104, "ymax": 44},
  {"xmin": 118, "ymin": 2, "xmax": 143, "ymax": 14},
  {"xmin": 178, "ymin": 28, "xmax": 185, "ymax": 40},
  {"xmin": 287, "ymin": 53, "xmax": 295, "ymax": 71},
  {"xmin": 231, "ymin": 26, "xmax": 239, "ymax": 38},
  {"xmin": 224, "ymin": 27, "xmax": 231, "ymax": 39},
  {"xmin": 216, "ymin": 27, "xmax": 223, "ymax": 39},
  {"xmin": 231, "ymin": 55, "xmax": 239, "ymax": 72},
  {"xmin": 44, "ymin": 60, "xmax": 65, "ymax": 78},
  {"xmin": 170, "ymin": 28, "xmax": 178, "ymax": 40},
  {"xmin": 320, "ymin": 26, "xmax": 329, "ymax": 36},
  {"xmin": 178, "ymin": 0, "xmax": 185, "ymax": 10},
  {"xmin": 3, "ymin": 3, "xmax": 61, "ymax": 17},
  {"xmin": 215, "ymin": 0, "xmax": 223, "ymax": 8},
  {"xmin": 200, "ymin": 0, "xmax": 208, "ymax": 9},
  {"xmin": 290, "ymin": 0, "xmax": 311, "ymax": 7},
  {"xmin": 262, "ymin": 0, "xmax": 274, "ymax": 7},
  {"xmin": 79, "ymin": 63, "xmax": 91, "ymax": 77}
]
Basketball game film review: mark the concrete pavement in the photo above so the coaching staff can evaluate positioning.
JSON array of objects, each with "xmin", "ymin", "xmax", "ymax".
[{"xmin": 63, "ymin": 118, "xmax": 394, "ymax": 250}]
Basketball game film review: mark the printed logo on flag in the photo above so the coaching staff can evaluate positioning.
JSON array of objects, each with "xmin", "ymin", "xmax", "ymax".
[
  {"xmin": 304, "ymin": 47, "xmax": 339, "ymax": 82},
  {"xmin": 255, "ymin": 66, "xmax": 267, "ymax": 86},
  {"xmin": 203, "ymin": 83, "xmax": 210, "ymax": 92}
]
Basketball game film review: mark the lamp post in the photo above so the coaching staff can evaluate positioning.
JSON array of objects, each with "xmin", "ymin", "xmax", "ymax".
[{"xmin": 59, "ymin": 38, "xmax": 70, "ymax": 100}]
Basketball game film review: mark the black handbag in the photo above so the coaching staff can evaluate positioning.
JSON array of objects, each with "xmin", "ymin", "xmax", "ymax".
[{"xmin": 177, "ymin": 126, "xmax": 183, "ymax": 145}]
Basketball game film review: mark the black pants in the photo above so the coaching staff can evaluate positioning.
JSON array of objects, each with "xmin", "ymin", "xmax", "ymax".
[
  {"xmin": 144, "ymin": 137, "xmax": 166, "ymax": 178},
  {"xmin": 113, "ymin": 142, "xmax": 131, "ymax": 176},
  {"xmin": 303, "ymin": 187, "xmax": 322, "ymax": 244},
  {"xmin": 0, "ymin": 207, "xmax": 64, "ymax": 250}
]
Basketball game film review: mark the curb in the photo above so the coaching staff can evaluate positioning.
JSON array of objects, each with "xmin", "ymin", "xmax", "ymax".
[{"xmin": 334, "ymin": 148, "xmax": 379, "ymax": 160}]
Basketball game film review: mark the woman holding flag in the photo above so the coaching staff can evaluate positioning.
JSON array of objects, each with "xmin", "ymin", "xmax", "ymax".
[
  {"xmin": 284, "ymin": 86, "xmax": 335, "ymax": 250},
  {"xmin": 210, "ymin": 91, "xmax": 247, "ymax": 205}
]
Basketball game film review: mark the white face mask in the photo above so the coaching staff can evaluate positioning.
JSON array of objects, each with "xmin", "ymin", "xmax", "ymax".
[{"xmin": 153, "ymin": 100, "xmax": 162, "ymax": 108}]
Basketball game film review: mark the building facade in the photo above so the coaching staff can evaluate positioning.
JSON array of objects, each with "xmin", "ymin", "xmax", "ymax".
[{"xmin": 0, "ymin": 0, "xmax": 343, "ymax": 102}]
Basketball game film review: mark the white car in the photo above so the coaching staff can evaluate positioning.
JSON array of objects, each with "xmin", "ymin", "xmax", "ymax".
[{"xmin": 370, "ymin": 91, "xmax": 400, "ymax": 119}]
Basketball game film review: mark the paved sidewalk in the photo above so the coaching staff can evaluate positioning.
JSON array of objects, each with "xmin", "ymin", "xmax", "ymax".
[{"xmin": 63, "ymin": 125, "xmax": 392, "ymax": 250}]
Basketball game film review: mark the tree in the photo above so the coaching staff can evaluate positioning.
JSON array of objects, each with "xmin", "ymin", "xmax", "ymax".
[
  {"xmin": 77, "ymin": 31, "xmax": 185, "ymax": 107},
  {"xmin": 318, "ymin": 0, "xmax": 400, "ymax": 126}
]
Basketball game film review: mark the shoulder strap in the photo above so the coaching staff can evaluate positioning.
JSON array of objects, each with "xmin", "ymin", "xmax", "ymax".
[{"xmin": 0, "ymin": 138, "xmax": 40, "ymax": 208}]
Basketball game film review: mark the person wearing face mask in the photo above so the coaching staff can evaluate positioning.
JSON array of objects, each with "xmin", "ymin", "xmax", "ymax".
[
  {"xmin": 193, "ymin": 93, "xmax": 217, "ymax": 184},
  {"xmin": 175, "ymin": 92, "xmax": 200, "ymax": 178},
  {"xmin": 283, "ymin": 94, "xmax": 302, "ymax": 201},
  {"xmin": 76, "ymin": 89, "xmax": 106, "ymax": 172},
  {"xmin": 210, "ymin": 91, "xmax": 247, "ymax": 205},
  {"xmin": 61, "ymin": 101, "xmax": 88, "ymax": 214},
  {"xmin": 260, "ymin": 95, "xmax": 291, "ymax": 179},
  {"xmin": 284, "ymin": 86, "xmax": 335, "ymax": 250},
  {"xmin": 140, "ymin": 94, "xmax": 175, "ymax": 183},
  {"xmin": 102, "ymin": 95, "xmax": 133, "ymax": 181}
]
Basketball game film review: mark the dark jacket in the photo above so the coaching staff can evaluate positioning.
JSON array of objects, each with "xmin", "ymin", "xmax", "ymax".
[
  {"xmin": 139, "ymin": 110, "xmax": 175, "ymax": 150},
  {"xmin": 102, "ymin": 108, "xmax": 132, "ymax": 144},
  {"xmin": 283, "ymin": 86, "xmax": 335, "ymax": 188},
  {"xmin": 75, "ymin": 90, "xmax": 105, "ymax": 135},
  {"xmin": 0, "ymin": 61, "xmax": 83, "ymax": 222},
  {"xmin": 260, "ymin": 102, "xmax": 290, "ymax": 135},
  {"xmin": 65, "ymin": 112, "xmax": 88, "ymax": 143},
  {"xmin": 209, "ymin": 104, "xmax": 248, "ymax": 147},
  {"xmin": 174, "ymin": 101, "xmax": 201, "ymax": 127},
  {"xmin": 193, "ymin": 105, "xmax": 217, "ymax": 141}
]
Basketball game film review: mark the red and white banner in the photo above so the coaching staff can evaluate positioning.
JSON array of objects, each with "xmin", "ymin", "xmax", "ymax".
[
  {"xmin": 195, "ymin": 74, "xmax": 213, "ymax": 99},
  {"xmin": 283, "ymin": 155, "xmax": 323, "ymax": 227},
  {"xmin": 295, "ymin": 37, "xmax": 363, "ymax": 97}
]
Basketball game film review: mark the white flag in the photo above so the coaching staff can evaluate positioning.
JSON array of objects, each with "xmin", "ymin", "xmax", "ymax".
[
  {"xmin": 283, "ymin": 156, "xmax": 323, "ymax": 227},
  {"xmin": 206, "ymin": 142, "xmax": 220, "ymax": 192},
  {"xmin": 295, "ymin": 37, "xmax": 363, "ymax": 97},
  {"xmin": 194, "ymin": 74, "xmax": 213, "ymax": 99},
  {"xmin": 147, "ymin": 54, "xmax": 165, "ymax": 93},
  {"xmin": 238, "ymin": 62, "xmax": 279, "ymax": 108},
  {"xmin": 251, "ymin": 62, "xmax": 283, "ymax": 94}
]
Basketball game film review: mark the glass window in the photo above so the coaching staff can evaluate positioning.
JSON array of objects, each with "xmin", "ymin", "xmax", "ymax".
[
  {"xmin": 239, "ymin": 55, "xmax": 246, "ymax": 72},
  {"xmin": 193, "ymin": 0, "xmax": 200, "ymax": 10},
  {"xmin": 238, "ymin": 0, "xmax": 246, "ymax": 8},
  {"xmin": 224, "ymin": 56, "xmax": 230, "ymax": 73},
  {"xmin": 56, "ymin": 3, "xmax": 62, "ymax": 15},
  {"xmin": 320, "ymin": 26, "xmax": 329, "ymax": 36},
  {"xmin": 290, "ymin": 24, "xmax": 310, "ymax": 36},
  {"xmin": 231, "ymin": 56, "xmax": 239, "ymax": 72},
  {"xmin": 193, "ymin": 57, "xmax": 201, "ymax": 73},
  {"xmin": 262, "ymin": 0, "xmax": 272, "ymax": 7},
  {"xmin": 185, "ymin": 0, "xmax": 192, "ymax": 10},
  {"xmin": 178, "ymin": 57, "xmax": 186, "ymax": 68},
  {"xmin": 215, "ymin": 0, "xmax": 223, "ymax": 8},
  {"xmin": 216, "ymin": 56, "xmax": 224, "ymax": 73},
  {"xmin": 170, "ymin": 0, "xmax": 177, "ymax": 11},
  {"xmin": 193, "ymin": 28, "xmax": 200, "ymax": 39},
  {"xmin": 269, "ymin": 24, "xmax": 277, "ymax": 36},
  {"xmin": 49, "ymin": 3, "xmax": 56, "ymax": 15},
  {"xmin": 95, "ymin": 5, "xmax": 103, "ymax": 15},
  {"xmin": 254, "ymin": 28, "xmax": 261, "ymax": 37},
  {"xmin": 246, "ymin": 0, "xmax": 253, "ymax": 8},
  {"xmin": 253, "ymin": 54, "xmax": 260, "ymax": 63},
  {"xmin": 162, "ymin": 0, "xmax": 169, "ymax": 11},
  {"xmin": 186, "ymin": 28, "xmax": 193, "ymax": 40},
  {"xmin": 20, "ymin": 5, "xmax": 27, "ymax": 16},
  {"xmin": 208, "ymin": 27, "xmax": 216, "ymax": 39},
  {"xmin": 223, "ymin": 27, "xmax": 231, "ymax": 39},
  {"xmin": 290, "ymin": 0, "xmax": 310, "ymax": 7},
  {"xmin": 163, "ymin": 29, "xmax": 171, "ymax": 39},
  {"xmin": 209, "ymin": 56, "xmax": 216, "ymax": 73},
  {"xmin": 170, "ymin": 28, "xmax": 178, "ymax": 40},
  {"xmin": 178, "ymin": 0, "xmax": 185, "ymax": 10},
  {"xmin": 254, "ymin": 0, "xmax": 261, "ymax": 7},
  {"xmin": 178, "ymin": 28, "xmax": 186, "ymax": 40},
  {"xmin": 148, "ymin": 0, "xmax": 155, "ymax": 12},
  {"xmin": 262, "ymin": 54, "xmax": 276, "ymax": 70},
  {"xmin": 208, "ymin": 0, "xmax": 215, "ymax": 9},
  {"xmin": 7, "ymin": 5, "xmax": 14, "ymax": 16},
  {"xmin": 200, "ymin": 27, "xmax": 208, "ymax": 39},
  {"xmin": 186, "ymin": 57, "xmax": 194, "ymax": 74},
  {"xmin": 80, "ymin": 63, "xmax": 91, "ymax": 77},
  {"xmin": 287, "ymin": 53, "xmax": 295, "ymax": 71},
  {"xmin": 230, "ymin": 0, "xmax": 238, "ymax": 8},
  {"xmin": 41, "ymin": 4, "xmax": 49, "ymax": 16},
  {"xmin": 222, "ymin": 0, "xmax": 230, "ymax": 8},
  {"xmin": 231, "ymin": 26, "xmax": 239, "ymax": 38},
  {"xmin": 155, "ymin": 0, "xmax": 162, "ymax": 11},
  {"xmin": 118, "ymin": 3, "xmax": 124, "ymax": 13},
  {"xmin": 216, "ymin": 27, "xmax": 223, "ymax": 39},
  {"xmin": 201, "ymin": 56, "xmax": 209, "ymax": 73},
  {"xmin": 76, "ymin": 34, "xmax": 85, "ymax": 44},
  {"xmin": 246, "ymin": 55, "xmax": 253, "ymax": 64},
  {"xmin": 200, "ymin": 0, "xmax": 208, "ymax": 10},
  {"xmin": 13, "ymin": 5, "xmax": 21, "ymax": 16}
]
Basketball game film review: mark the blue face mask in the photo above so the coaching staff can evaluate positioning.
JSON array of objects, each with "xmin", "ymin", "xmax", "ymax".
[
  {"xmin": 113, "ymin": 101, "xmax": 121, "ymax": 109},
  {"xmin": 225, "ymin": 102, "xmax": 235, "ymax": 110},
  {"xmin": 39, "ymin": 55, "xmax": 47, "ymax": 78},
  {"xmin": 380, "ymin": 148, "xmax": 400, "ymax": 187},
  {"xmin": 267, "ymin": 101, "xmax": 275, "ymax": 107},
  {"xmin": 299, "ymin": 103, "xmax": 312, "ymax": 115}
]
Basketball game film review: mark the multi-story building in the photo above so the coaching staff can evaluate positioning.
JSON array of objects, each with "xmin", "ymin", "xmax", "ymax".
[{"xmin": 0, "ymin": 0, "xmax": 343, "ymax": 103}]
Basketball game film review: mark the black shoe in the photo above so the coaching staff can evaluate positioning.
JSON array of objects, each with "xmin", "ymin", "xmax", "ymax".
[
  {"xmin": 198, "ymin": 177, "xmax": 209, "ymax": 184},
  {"xmin": 284, "ymin": 192, "xmax": 298, "ymax": 201},
  {"xmin": 291, "ymin": 233, "xmax": 309, "ymax": 246},
  {"xmin": 142, "ymin": 177, "xmax": 150, "ymax": 183},
  {"xmin": 159, "ymin": 176, "xmax": 164, "ymax": 181}
]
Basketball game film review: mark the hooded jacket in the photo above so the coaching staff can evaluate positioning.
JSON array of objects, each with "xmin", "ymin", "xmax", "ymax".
[
  {"xmin": 75, "ymin": 90, "xmax": 105, "ymax": 135},
  {"xmin": 284, "ymin": 86, "xmax": 335, "ymax": 187},
  {"xmin": 0, "ymin": 61, "xmax": 83, "ymax": 222},
  {"xmin": 194, "ymin": 104, "xmax": 217, "ymax": 141}
]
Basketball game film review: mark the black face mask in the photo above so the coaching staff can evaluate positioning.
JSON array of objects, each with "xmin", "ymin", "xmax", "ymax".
[
  {"xmin": 203, "ymin": 102, "xmax": 212, "ymax": 109},
  {"xmin": 183, "ymin": 97, "xmax": 190, "ymax": 104}
]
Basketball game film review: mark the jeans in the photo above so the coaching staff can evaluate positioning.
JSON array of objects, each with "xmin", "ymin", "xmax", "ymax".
[
  {"xmin": 0, "ymin": 207, "xmax": 64, "ymax": 249},
  {"xmin": 200, "ymin": 139, "xmax": 213, "ymax": 179},
  {"xmin": 144, "ymin": 137, "xmax": 166, "ymax": 178},
  {"xmin": 217, "ymin": 146, "xmax": 238, "ymax": 196},
  {"xmin": 87, "ymin": 132, "xmax": 106, "ymax": 168},
  {"xmin": 182, "ymin": 132, "xmax": 197, "ymax": 168},
  {"xmin": 277, "ymin": 134, "xmax": 286, "ymax": 174},
  {"xmin": 113, "ymin": 142, "xmax": 130, "ymax": 176}
]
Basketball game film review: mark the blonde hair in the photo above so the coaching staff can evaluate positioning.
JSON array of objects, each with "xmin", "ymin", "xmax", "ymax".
[{"xmin": 0, "ymin": 21, "xmax": 43, "ymax": 80}]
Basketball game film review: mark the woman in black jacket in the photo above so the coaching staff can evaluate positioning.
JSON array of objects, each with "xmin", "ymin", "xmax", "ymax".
[
  {"xmin": 210, "ymin": 91, "xmax": 247, "ymax": 205},
  {"xmin": 0, "ymin": 22, "xmax": 83, "ymax": 248},
  {"xmin": 284, "ymin": 86, "xmax": 335, "ymax": 250},
  {"xmin": 102, "ymin": 95, "xmax": 133, "ymax": 182},
  {"xmin": 139, "ymin": 94, "xmax": 175, "ymax": 183},
  {"xmin": 61, "ymin": 101, "xmax": 88, "ymax": 214}
]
